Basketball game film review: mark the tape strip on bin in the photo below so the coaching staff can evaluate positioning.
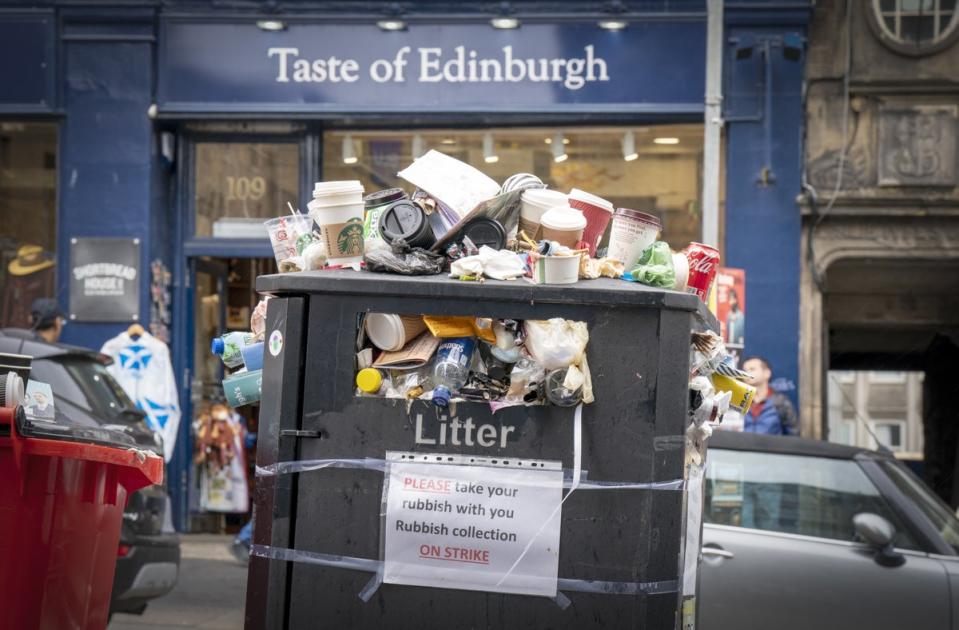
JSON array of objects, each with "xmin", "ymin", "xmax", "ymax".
[
  {"xmin": 250, "ymin": 544, "xmax": 680, "ymax": 599},
  {"xmin": 256, "ymin": 459, "xmax": 684, "ymax": 492}
]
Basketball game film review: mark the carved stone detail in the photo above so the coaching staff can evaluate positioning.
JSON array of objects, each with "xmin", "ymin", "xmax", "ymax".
[{"xmin": 878, "ymin": 105, "xmax": 958, "ymax": 187}]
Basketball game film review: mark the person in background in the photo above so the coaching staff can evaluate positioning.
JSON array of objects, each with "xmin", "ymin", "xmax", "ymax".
[
  {"xmin": 742, "ymin": 356, "xmax": 798, "ymax": 436},
  {"xmin": 29, "ymin": 298, "xmax": 66, "ymax": 343}
]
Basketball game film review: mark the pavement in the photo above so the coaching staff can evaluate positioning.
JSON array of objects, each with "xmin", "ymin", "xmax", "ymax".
[{"xmin": 109, "ymin": 534, "xmax": 248, "ymax": 630}]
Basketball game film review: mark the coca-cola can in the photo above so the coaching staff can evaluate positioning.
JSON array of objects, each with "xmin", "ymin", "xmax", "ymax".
[{"xmin": 684, "ymin": 242, "xmax": 720, "ymax": 303}]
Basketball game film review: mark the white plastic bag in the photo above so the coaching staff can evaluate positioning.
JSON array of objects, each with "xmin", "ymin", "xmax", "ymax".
[{"xmin": 523, "ymin": 319, "xmax": 589, "ymax": 371}]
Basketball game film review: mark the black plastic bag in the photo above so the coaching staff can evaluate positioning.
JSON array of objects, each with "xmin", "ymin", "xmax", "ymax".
[{"xmin": 363, "ymin": 240, "xmax": 446, "ymax": 275}]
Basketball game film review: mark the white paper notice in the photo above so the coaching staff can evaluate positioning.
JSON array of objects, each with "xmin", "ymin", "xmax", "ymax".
[
  {"xmin": 383, "ymin": 454, "xmax": 563, "ymax": 597},
  {"xmin": 397, "ymin": 150, "xmax": 501, "ymax": 219}
]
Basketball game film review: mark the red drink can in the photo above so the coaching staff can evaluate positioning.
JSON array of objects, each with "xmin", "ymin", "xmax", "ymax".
[{"xmin": 684, "ymin": 242, "xmax": 720, "ymax": 302}]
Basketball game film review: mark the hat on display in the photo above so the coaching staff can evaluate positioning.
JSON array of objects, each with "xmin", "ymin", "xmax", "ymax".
[
  {"xmin": 9, "ymin": 244, "xmax": 54, "ymax": 276},
  {"xmin": 30, "ymin": 298, "xmax": 65, "ymax": 330}
]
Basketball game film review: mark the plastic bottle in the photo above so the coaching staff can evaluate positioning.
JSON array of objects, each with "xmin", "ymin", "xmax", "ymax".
[
  {"xmin": 212, "ymin": 332, "xmax": 257, "ymax": 368},
  {"xmin": 431, "ymin": 337, "xmax": 476, "ymax": 408}
]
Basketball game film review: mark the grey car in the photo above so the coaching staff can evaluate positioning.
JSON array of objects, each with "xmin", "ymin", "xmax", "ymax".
[{"xmin": 700, "ymin": 431, "xmax": 959, "ymax": 630}]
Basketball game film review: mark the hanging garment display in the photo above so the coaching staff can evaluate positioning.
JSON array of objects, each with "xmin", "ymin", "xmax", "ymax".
[{"xmin": 100, "ymin": 326, "xmax": 181, "ymax": 461}]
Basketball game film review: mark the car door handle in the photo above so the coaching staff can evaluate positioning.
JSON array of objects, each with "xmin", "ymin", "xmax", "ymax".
[{"xmin": 702, "ymin": 546, "xmax": 734, "ymax": 559}]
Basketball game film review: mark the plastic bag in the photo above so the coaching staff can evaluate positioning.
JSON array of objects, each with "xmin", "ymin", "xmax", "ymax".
[
  {"xmin": 523, "ymin": 319, "xmax": 589, "ymax": 371},
  {"xmin": 624, "ymin": 241, "xmax": 676, "ymax": 288},
  {"xmin": 363, "ymin": 241, "xmax": 445, "ymax": 275},
  {"xmin": 250, "ymin": 297, "xmax": 270, "ymax": 339}
]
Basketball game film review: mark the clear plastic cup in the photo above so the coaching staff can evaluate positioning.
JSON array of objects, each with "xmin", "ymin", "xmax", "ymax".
[{"xmin": 265, "ymin": 214, "xmax": 313, "ymax": 267}]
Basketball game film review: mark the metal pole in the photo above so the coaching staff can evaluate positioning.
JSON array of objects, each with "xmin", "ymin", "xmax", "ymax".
[{"xmin": 702, "ymin": 0, "xmax": 724, "ymax": 248}]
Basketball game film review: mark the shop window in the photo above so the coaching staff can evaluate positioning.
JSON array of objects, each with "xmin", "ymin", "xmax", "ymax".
[
  {"xmin": 869, "ymin": 0, "xmax": 959, "ymax": 56},
  {"xmin": 322, "ymin": 125, "xmax": 714, "ymax": 251},
  {"xmin": 194, "ymin": 142, "xmax": 299, "ymax": 238},
  {"xmin": 0, "ymin": 121, "xmax": 58, "ymax": 329}
]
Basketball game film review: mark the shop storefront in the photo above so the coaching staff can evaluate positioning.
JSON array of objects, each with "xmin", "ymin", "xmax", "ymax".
[{"xmin": 0, "ymin": 1, "xmax": 812, "ymax": 532}]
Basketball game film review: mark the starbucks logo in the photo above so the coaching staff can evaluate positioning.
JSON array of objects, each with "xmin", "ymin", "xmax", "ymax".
[{"xmin": 337, "ymin": 218, "xmax": 364, "ymax": 256}]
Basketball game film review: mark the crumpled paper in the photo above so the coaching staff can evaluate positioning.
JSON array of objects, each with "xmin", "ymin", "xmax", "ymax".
[
  {"xmin": 579, "ymin": 255, "xmax": 626, "ymax": 279},
  {"xmin": 449, "ymin": 246, "xmax": 526, "ymax": 280}
]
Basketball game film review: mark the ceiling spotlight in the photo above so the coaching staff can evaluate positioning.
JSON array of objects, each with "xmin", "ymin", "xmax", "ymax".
[
  {"xmin": 342, "ymin": 134, "xmax": 358, "ymax": 164},
  {"xmin": 598, "ymin": 19, "xmax": 628, "ymax": 31},
  {"xmin": 622, "ymin": 131, "xmax": 638, "ymax": 161},
  {"xmin": 441, "ymin": 138, "xmax": 456, "ymax": 145},
  {"xmin": 483, "ymin": 133, "xmax": 499, "ymax": 163},
  {"xmin": 544, "ymin": 136, "xmax": 569, "ymax": 144},
  {"xmin": 491, "ymin": 17, "xmax": 520, "ymax": 29},
  {"xmin": 411, "ymin": 134, "xmax": 425, "ymax": 159},
  {"xmin": 256, "ymin": 20, "xmax": 287, "ymax": 32},
  {"xmin": 653, "ymin": 137, "xmax": 680, "ymax": 145},
  {"xmin": 552, "ymin": 133, "xmax": 568, "ymax": 163},
  {"xmin": 376, "ymin": 19, "xmax": 407, "ymax": 31}
]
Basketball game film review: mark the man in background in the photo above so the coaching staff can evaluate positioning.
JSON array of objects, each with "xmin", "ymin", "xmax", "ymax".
[
  {"xmin": 742, "ymin": 355, "xmax": 798, "ymax": 436},
  {"xmin": 29, "ymin": 298, "xmax": 66, "ymax": 343}
]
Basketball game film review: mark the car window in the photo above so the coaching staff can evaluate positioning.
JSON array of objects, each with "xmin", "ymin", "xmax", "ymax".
[
  {"xmin": 879, "ymin": 460, "xmax": 959, "ymax": 554},
  {"xmin": 28, "ymin": 356, "xmax": 136, "ymax": 420},
  {"xmin": 705, "ymin": 448, "xmax": 919, "ymax": 550}
]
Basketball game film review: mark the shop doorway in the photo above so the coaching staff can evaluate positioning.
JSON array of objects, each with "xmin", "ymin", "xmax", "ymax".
[
  {"xmin": 188, "ymin": 255, "xmax": 275, "ymax": 532},
  {"xmin": 821, "ymin": 258, "xmax": 959, "ymax": 506}
]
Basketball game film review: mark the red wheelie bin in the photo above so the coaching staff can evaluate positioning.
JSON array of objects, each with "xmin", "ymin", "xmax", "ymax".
[{"xmin": 0, "ymin": 403, "xmax": 163, "ymax": 629}]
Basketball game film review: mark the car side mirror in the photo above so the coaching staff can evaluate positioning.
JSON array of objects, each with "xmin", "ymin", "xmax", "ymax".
[{"xmin": 854, "ymin": 513, "xmax": 904, "ymax": 567}]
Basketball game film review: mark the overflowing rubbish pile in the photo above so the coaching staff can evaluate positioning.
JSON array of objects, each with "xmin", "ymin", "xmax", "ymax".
[
  {"xmin": 355, "ymin": 313, "xmax": 592, "ymax": 411},
  {"xmin": 262, "ymin": 150, "xmax": 718, "ymax": 292},
  {"xmin": 223, "ymin": 149, "xmax": 723, "ymax": 409}
]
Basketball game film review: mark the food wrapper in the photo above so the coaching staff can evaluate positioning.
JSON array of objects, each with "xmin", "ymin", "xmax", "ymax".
[{"xmin": 422, "ymin": 316, "xmax": 497, "ymax": 343}]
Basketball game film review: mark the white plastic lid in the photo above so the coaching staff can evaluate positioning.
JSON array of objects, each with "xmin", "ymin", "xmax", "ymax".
[
  {"xmin": 522, "ymin": 188, "xmax": 568, "ymax": 208},
  {"xmin": 365, "ymin": 313, "xmax": 403, "ymax": 351},
  {"xmin": 540, "ymin": 205, "xmax": 587, "ymax": 230},
  {"xmin": 312, "ymin": 180, "xmax": 365, "ymax": 198},
  {"xmin": 569, "ymin": 188, "xmax": 614, "ymax": 212}
]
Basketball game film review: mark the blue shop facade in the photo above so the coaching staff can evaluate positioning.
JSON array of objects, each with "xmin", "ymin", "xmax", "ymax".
[{"xmin": 0, "ymin": 0, "xmax": 811, "ymax": 531}]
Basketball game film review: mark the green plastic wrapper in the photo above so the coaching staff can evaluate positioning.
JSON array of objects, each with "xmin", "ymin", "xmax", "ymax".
[{"xmin": 626, "ymin": 241, "xmax": 675, "ymax": 288}]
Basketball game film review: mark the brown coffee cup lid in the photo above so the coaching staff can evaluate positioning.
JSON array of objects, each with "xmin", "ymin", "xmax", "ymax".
[{"xmin": 615, "ymin": 207, "xmax": 661, "ymax": 228}]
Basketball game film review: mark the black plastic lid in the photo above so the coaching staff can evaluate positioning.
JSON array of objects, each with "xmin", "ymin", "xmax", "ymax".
[
  {"xmin": 460, "ymin": 217, "xmax": 507, "ymax": 251},
  {"xmin": 364, "ymin": 188, "xmax": 408, "ymax": 208},
  {"xmin": 379, "ymin": 200, "xmax": 436, "ymax": 249}
]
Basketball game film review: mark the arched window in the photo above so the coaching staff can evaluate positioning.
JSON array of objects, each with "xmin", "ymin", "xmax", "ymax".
[{"xmin": 869, "ymin": 0, "xmax": 959, "ymax": 56}]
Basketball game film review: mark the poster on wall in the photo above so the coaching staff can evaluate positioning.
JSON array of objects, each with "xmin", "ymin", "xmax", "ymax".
[
  {"xmin": 714, "ymin": 267, "xmax": 745, "ymax": 353},
  {"xmin": 69, "ymin": 237, "xmax": 140, "ymax": 322}
]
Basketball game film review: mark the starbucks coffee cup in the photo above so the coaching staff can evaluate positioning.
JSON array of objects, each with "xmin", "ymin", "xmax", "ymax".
[
  {"xmin": 539, "ymin": 205, "xmax": 587, "ymax": 248},
  {"xmin": 365, "ymin": 313, "xmax": 428, "ymax": 352},
  {"xmin": 520, "ymin": 189, "xmax": 567, "ymax": 240},
  {"xmin": 307, "ymin": 180, "xmax": 366, "ymax": 264}
]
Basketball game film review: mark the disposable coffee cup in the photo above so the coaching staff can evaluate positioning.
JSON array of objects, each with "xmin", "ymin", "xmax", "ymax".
[
  {"xmin": 365, "ymin": 314, "xmax": 428, "ymax": 352},
  {"xmin": 223, "ymin": 369, "xmax": 263, "ymax": 408},
  {"xmin": 539, "ymin": 205, "xmax": 587, "ymax": 248},
  {"xmin": 568, "ymin": 188, "xmax": 614, "ymax": 257},
  {"xmin": 264, "ymin": 215, "xmax": 313, "ymax": 267},
  {"xmin": 307, "ymin": 180, "xmax": 366, "ymax": 264},
  {"xmin": 520, "ymin": 189, "xmax": 567, "ymax": 240},
  {"xmin": 533, "ymin": 255, "xmax": 580, "ymax": 285},
  {"xmin": 712, "ymin": 373, "xmax": 756, "ymax": 415},
  {"xmin": 607, "ymin": 208, "xmax": 662, "ymax": 269}
]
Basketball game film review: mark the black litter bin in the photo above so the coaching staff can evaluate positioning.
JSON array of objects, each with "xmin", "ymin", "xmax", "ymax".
[{"xmin": 247, "ymin": 271, "xmax": 716, "ymax": 629}]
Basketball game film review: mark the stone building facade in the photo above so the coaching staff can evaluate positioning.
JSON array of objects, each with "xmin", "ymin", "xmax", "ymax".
[{"xmin": 802, "ymin": 0, "xmax": 959, "ymax": 503}]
